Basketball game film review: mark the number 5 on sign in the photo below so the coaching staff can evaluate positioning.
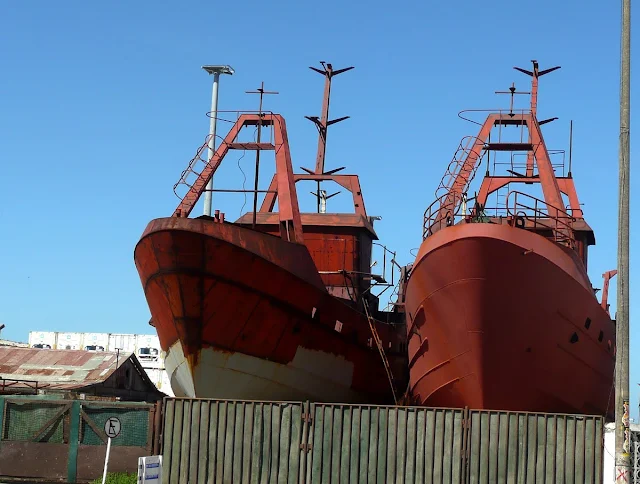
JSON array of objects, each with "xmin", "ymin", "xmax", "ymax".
[{"xmin": 101, "ymin": 417, "xmax": 121, "ymax": 484}]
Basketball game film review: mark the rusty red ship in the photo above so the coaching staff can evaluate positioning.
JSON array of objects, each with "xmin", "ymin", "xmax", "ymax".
[
  {"xmin": 402, "ymin": 61, "xmax": 616, "ymax": 418},
  {"xmin": 134, "ymin": 63, "xmax": 408, "ymax": 403}
]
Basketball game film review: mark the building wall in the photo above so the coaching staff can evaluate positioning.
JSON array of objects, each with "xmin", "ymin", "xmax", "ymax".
[{"xmin": 28, "ymin": 330, "xmax": 174, "ymax": 397}]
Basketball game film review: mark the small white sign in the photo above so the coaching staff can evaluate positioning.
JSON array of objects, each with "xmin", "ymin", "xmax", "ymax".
[
  {"xmin": 104, "ymin": 417, "xmax": 121, "ymax": 439},
  {"xmin": 138, "ymin": 455, "xmax": 163, "ymax": 484}
]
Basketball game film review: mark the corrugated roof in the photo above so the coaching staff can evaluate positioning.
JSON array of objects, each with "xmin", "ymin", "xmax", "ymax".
[{"xmin": 0, "ymin": 346, "xmax": 133, "ymax": 391}]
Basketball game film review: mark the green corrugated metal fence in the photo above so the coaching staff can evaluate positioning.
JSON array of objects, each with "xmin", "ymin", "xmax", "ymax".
[
  {"xmin": 306, "ymin": 403, "xmax": 465, "ymax": 483},
  {"xmin": 466, "ymin": 410, "xmax": 604, "ymax": 484},
  {"xmin": 161, "ymin": 398, "xmax": 604, "ymax": 484}
]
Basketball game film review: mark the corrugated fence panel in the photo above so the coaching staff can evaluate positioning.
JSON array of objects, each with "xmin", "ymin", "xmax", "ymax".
[
  {"xmin": 466, "ymin": 410, "xmax": 604, "ymax": 484},
  {"xmin": 162, "ymin": 399, "xmax": 304, "ymax": 484},
  {"xmin": 162, "ymin": 399, "xmax": 604, "ymax": 484},
  {"xmin": 301, "ymin": 404, "xmax": 466, "ymax": 484}
]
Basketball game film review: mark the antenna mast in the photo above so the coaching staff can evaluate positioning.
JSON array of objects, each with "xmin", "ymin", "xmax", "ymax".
[
  {"xmin": 246, "ymin": 82, "xmax": 278, "ymax": 229},
  {"xmin": 494, "ymin": 82, "xmax": 530, "ymax": 116}
]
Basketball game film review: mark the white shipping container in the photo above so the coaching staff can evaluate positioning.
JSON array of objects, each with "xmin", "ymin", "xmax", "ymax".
[
  {"xmin": 83, "ymin": 332, "xmax": 109, "ymax": 352},
  {"xmin": 28, "ymin": 331, "xmax": 56, "ymax": 349},
  {"xmin": 136, "ymin": 334, "xmax": 162, "ymax": 366},
  {"xmin": 56, "ymin": 332, "xmax": 83, "ymax": 350},
  {"xmin": 108, "ymin": 333, "xmax": 137, "ymax": 353},
  {"xmin": 136, "ymin": 333, "xmax": 160, "ymax": 350}
]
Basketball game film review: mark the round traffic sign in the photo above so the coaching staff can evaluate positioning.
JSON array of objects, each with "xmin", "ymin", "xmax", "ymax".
[{"xmin": 104, "ymin": 416, "xmax": 121, "ymax": 438}]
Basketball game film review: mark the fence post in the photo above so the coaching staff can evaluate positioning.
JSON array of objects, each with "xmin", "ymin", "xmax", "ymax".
[
  {"xmin": 153, "ymin": 400, "xmax": 162, "ymax": 455},
  {"xmin": 461, "ymin": 407, "xmax": 470, "ymax": 484},
  {"xmin": 299, "ymin": 401, "xmax": 309, "ymax": 484},
  {"xmin": 67, "ymin": 400, "xmax": 81, "ymax": 483},
  {"xmin": 0, "ymin": 397, "xmax": 5, "ymax": 451}
]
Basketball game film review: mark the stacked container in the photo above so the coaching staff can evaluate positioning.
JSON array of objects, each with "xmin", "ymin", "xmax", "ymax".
[
  {"xmin": 135, "ymin": 334, "xmax": 163, "ymax": 369},
  {"xmin": 55, "ymin": 332, "xmax": 83, "ymax": 350},
  {"xmin": 27, "ymin": 331, "xmax": 56, "ymax": 349},
  {"xmin": 83, "ymin": 332, "xmax": 109, "ymax": 351}
]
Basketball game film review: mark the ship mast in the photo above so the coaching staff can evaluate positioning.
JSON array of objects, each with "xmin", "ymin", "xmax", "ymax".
[
  {"xmin": 303, "ymin": 62, "xmax": 353, "ymax": 212},
  {"xmin": 514, "ymin": 61, "xmax": 560, "ymax": 177}
]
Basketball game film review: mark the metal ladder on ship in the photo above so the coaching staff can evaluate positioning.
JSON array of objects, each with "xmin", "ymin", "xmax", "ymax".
[{"xmin": 362, "ymin": 298, "xmax": 398, "ymax": 404}]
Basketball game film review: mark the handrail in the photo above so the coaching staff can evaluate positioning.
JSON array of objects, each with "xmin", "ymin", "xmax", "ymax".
[
  {"xmin": 422, "ymin": 190, "xmax": 577, "ymax": 249},
  {"xmin": 173, "ymin": 133, "xmax": 214, "ymax": 198},
  {"xmin": 422, "ymin": 191, "xmax": 465, "ymax": 239},
  {"xmin": 505, "ymin": 191, "xmax": 576, "ymax": 248},
  {"xmin": 371, "ymin": 242, "xmax": 398, "ymax": 289},
  {"xmin": 434, "ymin": 136, "xmax": 484, "ymax": 200}
]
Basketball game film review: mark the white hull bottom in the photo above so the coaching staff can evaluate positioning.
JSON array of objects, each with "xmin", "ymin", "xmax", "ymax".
[{"xmin": 163, "ymin": 341, "xmax": 370, "ymax": 403}]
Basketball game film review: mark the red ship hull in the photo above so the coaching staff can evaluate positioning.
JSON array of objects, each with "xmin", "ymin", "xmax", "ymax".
[
  {"xmin": 134, "ymin": 216, "xmax": 406, "ymax": 403},
  {"xmin": 404, "ymin": 223, "xmax": 615, "ymax": 419}
]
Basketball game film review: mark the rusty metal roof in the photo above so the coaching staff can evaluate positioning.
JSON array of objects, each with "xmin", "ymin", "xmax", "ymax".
[{"xmin": 0, "ymin": 346, "xmax": 133, "ymax": 391}]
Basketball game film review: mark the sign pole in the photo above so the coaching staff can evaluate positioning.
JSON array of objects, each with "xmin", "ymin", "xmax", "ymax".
[
  {"xmin": 101, "ymin": 437, "xmax": 112, "ymax": 484},
  {"xmin": 102, "ymin": 416, "xmax": 122, "ymax": 484}
]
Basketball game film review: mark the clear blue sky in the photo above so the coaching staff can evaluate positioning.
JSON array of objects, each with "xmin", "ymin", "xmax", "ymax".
[{"xmin": 1, "ymin": 2, "xmax": 637, "ymax": 417}]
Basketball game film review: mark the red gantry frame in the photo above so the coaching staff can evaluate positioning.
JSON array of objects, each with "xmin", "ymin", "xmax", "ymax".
[
  {"xmin": 426, "ymin": 61, "xmax": 583, "ymax": 244},
  {"xmin": 173, "ymin": 112, "xmax": 305, "ymax": 244},
  {"xmin": 172, "ymin": 62, "xmax": 368, "ymax": 246}
]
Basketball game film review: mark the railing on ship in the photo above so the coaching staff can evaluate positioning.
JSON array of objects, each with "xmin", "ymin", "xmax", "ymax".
[
  {"xmin": 434, "ymin": 136, "xmax": 484, "ymax": 200},
  {"xmin": 422, "ymin": 192, "xmax": 464, "ymax": 239},
  {"xmin": 506, "ymin": 191, "xmax": 577, "ymax": 248},
  {"xmin": 422, "ymin": 190, "xmax": 577, "ymax": 249}
]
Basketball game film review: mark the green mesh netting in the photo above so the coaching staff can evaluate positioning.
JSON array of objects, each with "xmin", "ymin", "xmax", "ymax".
[
  {"xmin": 81, "ymin": 407, "xmax": 149, "ymax": 447},
  {"xmin": 2, "ymin": 401, "xmax": 151, "ymax": 448},
  {"xmin": 3, "ymin": 401, "xmax": 65, "ymax": 443}
]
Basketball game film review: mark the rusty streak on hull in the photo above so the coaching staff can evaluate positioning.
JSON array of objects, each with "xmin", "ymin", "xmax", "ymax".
[
  {"xmin": 134, "ymin": 216, "xmax": 406, "ymax": 404},
  {"xmin": 404, "ymin": 223, "xmax": 615, "ymax": 419}
]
